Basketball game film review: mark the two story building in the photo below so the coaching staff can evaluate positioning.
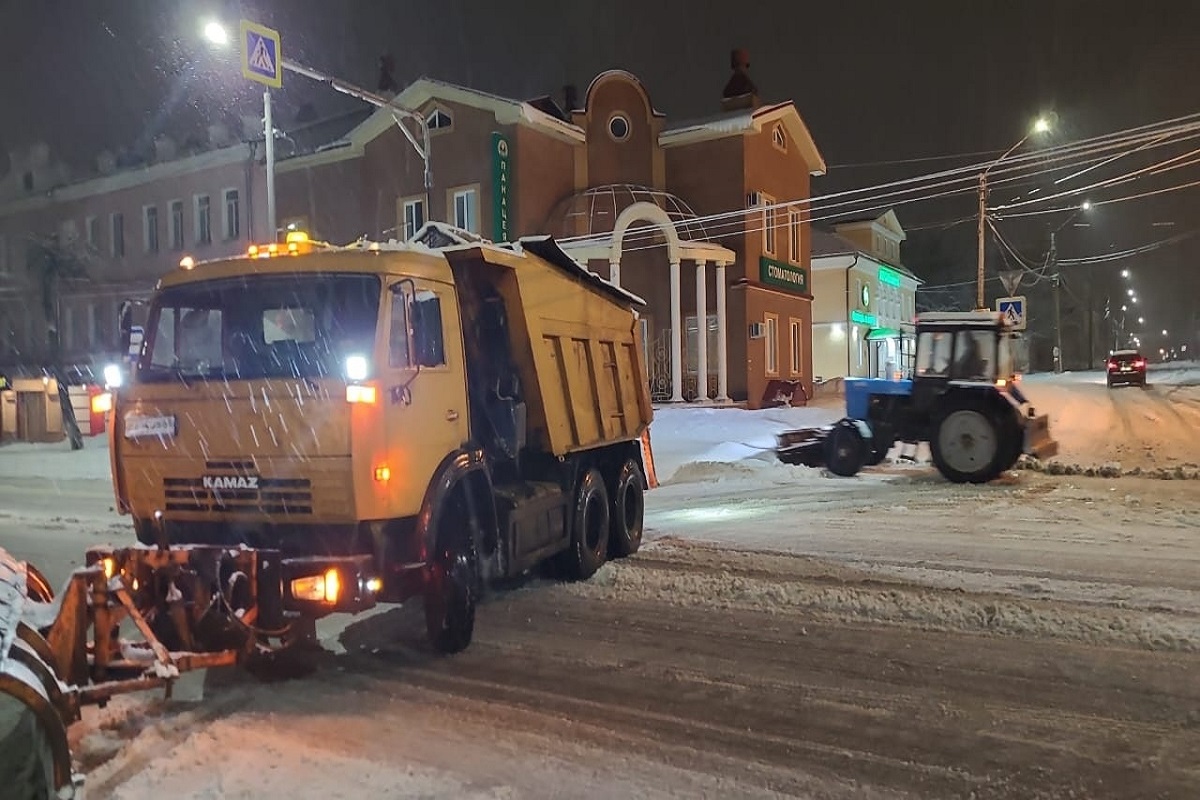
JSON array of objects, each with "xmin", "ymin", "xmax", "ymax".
[
  {"xmin": 810, "ymin": 210, "xmax": 922, "ymax": 381},
  {"xmin": 0, "ymin": 143, "xmax": 268, "ymax": 370}
]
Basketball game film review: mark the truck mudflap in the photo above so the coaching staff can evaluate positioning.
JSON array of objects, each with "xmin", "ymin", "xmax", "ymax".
[{"xmin": 1023, "ymin": 411, "xmax": 1059, "ymax": 460}]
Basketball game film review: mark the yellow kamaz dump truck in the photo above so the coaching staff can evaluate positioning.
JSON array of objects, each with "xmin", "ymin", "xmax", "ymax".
[{"xmin": 100, "ymin": 224, "xmax": 655, "ymax": 655}]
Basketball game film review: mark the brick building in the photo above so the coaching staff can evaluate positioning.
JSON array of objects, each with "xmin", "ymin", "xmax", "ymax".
[{"xmin": 277, "ymin": 58, "xmax": 825, "ymax": 407}]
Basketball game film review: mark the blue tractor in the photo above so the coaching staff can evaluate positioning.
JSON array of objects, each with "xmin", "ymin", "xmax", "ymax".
[{"xmin": 777, "ymin": 311, "xmax": 1059, "ymax": 484}]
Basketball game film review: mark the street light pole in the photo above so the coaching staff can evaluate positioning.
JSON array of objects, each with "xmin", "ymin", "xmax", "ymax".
[
  {"xmin": 263, "ymin": 89, "xmax": 277, "ymax": 238},
  {"xmin": 1051, "ymin": 231, "xmax": 1063, "ymax": 373},
  {"xmin": 975, "ymin": 117, "xmax": 1051, "ymax": 311}
]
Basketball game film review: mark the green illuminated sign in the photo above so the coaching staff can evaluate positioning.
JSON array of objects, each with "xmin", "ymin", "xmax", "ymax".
[
  {"xmin": 759, "ymin": 256, "xmax": 809, "ymax": 295},
  {"xmin": 851, "ymin": 310, "xmax": 876, "ymax": 326},
  {"xmin": 491, "ymin": 132, "xmax": 511, "ymax": 242},
  {"xmin": 878, "ymin": 265, "xmax": 902, "ymax": 287}
]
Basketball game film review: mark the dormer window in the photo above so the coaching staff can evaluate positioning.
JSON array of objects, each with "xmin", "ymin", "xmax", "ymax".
[
  {"xmin": 425, "ymin": 108, "xmax": 453, "ymax": 131},
  {"xmin": 772, "ymin": 124, "xmax": 787, "ymax": 152}
]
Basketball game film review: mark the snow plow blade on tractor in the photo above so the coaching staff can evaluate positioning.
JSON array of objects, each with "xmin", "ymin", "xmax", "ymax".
[
  {"xmin": 1, "ymin": 544, "xmax": 298, "ymax": 799},
  {"xmin": 777, "ymin": 311, "xmax": 1059, "ymax": 484}
]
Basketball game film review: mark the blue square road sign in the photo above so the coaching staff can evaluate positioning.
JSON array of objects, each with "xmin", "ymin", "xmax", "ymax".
[{"xmin": 240, "ymin": 20, "xmax": 282, "ymax": 88}]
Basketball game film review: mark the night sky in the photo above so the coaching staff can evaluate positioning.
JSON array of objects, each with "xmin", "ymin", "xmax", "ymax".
[{"xmin": 2, "ymin": 0, "xmax": 1198, "ymax": 341}]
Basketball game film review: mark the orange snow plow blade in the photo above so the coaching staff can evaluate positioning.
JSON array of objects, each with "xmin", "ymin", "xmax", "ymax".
[
  {"xmin": 1024, "ymin": 412, "xmax": 1059, "ymax": 461},
  {"xmin": 1, "ymin": 554, "xmax": 77, "ymax": 799}
]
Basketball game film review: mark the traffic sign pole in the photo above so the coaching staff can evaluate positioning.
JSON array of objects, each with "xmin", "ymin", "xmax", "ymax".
[{"xmin": 263, "ymin": 89, "xmax": 276, "ymax": 238}]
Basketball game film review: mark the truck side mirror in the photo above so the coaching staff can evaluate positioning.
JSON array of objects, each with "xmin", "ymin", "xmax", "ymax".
[{"xmin": 411, "ymin": 291, "xmax": 446, "ymax": 367}]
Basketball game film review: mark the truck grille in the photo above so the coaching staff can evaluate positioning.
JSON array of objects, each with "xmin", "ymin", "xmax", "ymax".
[{"xmin": 163, "ymin": 462, "xmax": 313, "ymax": 515}]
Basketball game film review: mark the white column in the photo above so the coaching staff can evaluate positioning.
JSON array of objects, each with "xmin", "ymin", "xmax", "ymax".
[
  {"xmin": 609, "ymin": 258, "xmax": 621, "ymax": 287},
  {"xmin": 716, "ymin": 261, "xmax": 730, "ymax": 403},
  {"xmin": 694, "ymin": 259, "xmax": 709, "ymax": 401},
  {"xmin": 669, "ymin": 258, "xmax": 684, "ymax": 402}
]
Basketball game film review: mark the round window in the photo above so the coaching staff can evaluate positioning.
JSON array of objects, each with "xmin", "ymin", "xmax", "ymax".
[{"xmin": 608, "ymin": 113, "xmax": 631, "ymax": 141}]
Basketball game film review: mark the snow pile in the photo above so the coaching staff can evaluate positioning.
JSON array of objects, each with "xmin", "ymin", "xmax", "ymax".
[
  {"xmin": 1018, "ymin": 374, "xmax": 1200, "ymax": 473},
  {"xmin": 649, "ymin": 402, "xmax": 841, "ymax": 483},
  {"xmin": 577, "ymin": 542, "xmax": 1200, "ymax": 652}
]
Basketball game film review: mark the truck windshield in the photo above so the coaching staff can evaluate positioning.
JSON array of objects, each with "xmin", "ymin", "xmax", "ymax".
[{"xmin": 139, "ymin": 273, "xmax": 382, "ymax": 382}]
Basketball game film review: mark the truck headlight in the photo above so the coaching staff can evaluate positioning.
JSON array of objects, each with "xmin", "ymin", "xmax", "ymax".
[
  {"xmin": 103, "ymin": 363, "xmax": 123, "ymax": 388},
  {"xmin": 345, "ymin": 355, "xmax": 370, "ymax": 381}
]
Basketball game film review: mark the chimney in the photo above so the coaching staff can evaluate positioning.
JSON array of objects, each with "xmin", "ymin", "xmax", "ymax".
[
  {"xmin": 377, "ymin": 54, "xmax": 398, "ymax": 94},
  {"xmin": 721, "ymin": 48, "xmax": 760, "ymax": 112},
  {"xmin": 563, "ymin": 84, "xmax": 579, "ymax": 114}
]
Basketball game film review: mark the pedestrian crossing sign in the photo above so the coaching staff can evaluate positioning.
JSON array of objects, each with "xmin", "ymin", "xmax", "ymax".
[
  {"xmin": 996, "ymin": 296, "xmax": 1027, "ymax": 331},
  {"xmin": 240, "ymin": 20, "xmax": 282, "ymax": 88}
]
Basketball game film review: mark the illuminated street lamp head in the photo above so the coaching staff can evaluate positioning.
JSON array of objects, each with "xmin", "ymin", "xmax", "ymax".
[
  {"xmin": 1121, "ymin": 305, "xmax": 1127, "ymax": 311},
  {"xmin": 1162, "ymin": 329, "xmax": 1169, "ymax": 337},
  {"xmin": 1138, "ymin": 317, "xmax": 1145, "ymax": 324},
  {"xmin": 1128, "ymin": 288, "xmax": 1135, "ymax": 296},
  {"xmin": 203, "ymin": 20, "xmax": 229, "ymax": 46},
  {"xmin": 1080, "ymin": 200, "xmax": 1092, "ymax": 211},
  {"xmin": 1121, "ymin": 269, "xmax": 1130, "ymax": 278},
  {"xmin": 1033, "ymin": 117, "xmax": 1051, "ymax": 134}
]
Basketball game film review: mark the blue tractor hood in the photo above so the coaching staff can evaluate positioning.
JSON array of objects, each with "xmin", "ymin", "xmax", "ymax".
[{"xmin": 845, "ymin": 377, "xmax": 913, "ymax": 421}]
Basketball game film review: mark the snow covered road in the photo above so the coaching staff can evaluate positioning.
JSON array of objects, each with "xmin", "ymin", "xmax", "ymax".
[{"xmin": 1, "ymin": 367, "xmax": 1199, "ymax": 797}]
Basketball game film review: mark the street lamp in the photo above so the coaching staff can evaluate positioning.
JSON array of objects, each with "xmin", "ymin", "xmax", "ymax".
[
  {"xmin": 977, "ymin": 116, "xmax": 1052, "ymax": 309},
  {"xmin": 1163, "ymin": 329, "xmax": 1169, "ymax": 337},
  {"xmin": 202, "ymin": 20, "xmax": 228, "ymax": 46},
  {"xmin": 1121, "ymin": 269, "xmax": 1130, "ymax": 278},
  {"xmin": 1138, "ymin": 317, "xmax": 1145, "ymax": 324}
]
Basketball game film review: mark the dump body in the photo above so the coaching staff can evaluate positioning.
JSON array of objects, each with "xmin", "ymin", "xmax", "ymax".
[{"xmin": 445, "ymin": 237, "xmax": 653, "ymax": 459}]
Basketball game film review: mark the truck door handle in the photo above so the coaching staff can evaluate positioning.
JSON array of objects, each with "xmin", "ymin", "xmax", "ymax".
[{"xmin": 446, "ymin": 410, "xmax": 459, "ymax": 421}]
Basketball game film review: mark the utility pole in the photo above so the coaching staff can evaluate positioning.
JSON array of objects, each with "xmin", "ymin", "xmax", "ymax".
[
  {"xmin": 1051, "ymin": 231, "xmax": 1063, "ymax": 373},
  {"xmin": 976, "ymin": 174, "xmax": 987, "ymax": 310}
]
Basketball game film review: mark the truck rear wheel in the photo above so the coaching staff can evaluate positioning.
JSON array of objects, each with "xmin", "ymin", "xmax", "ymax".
[
  {"xmin": 931, "ymin": 400, "xmax": 1003, "ymax": 484},
  {"xmin": 425, "ymin": 534, "xmax": 478, "ymax": 655},
  {"xmin": 609, "ymin": 459, "xmax": 645, "ymax": 558},
  {"xmin": 558, "ymin": 467, "xmax": 610, "ymax": 580}
]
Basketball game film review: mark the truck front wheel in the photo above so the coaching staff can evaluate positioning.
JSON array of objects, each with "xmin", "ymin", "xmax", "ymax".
[{"xmin": 425, "ymin": 534, "xmax": 478, "ymax": 655}]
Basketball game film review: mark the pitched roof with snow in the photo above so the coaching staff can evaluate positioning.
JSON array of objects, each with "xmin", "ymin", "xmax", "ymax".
[{"xmin": 659, "ymin": 101, "xmax": 827, "ymax": 176}]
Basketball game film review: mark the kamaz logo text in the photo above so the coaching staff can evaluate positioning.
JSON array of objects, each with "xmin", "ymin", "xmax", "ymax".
[{"xmin": 202, "ymin": 475, "xmax": 260, "ymax": 490}]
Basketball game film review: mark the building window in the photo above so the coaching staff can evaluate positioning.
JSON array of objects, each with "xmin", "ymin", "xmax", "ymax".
[
  {"xmin": 170, "ymin": 200, "xmax": 184, "ymax": 250},
  {"xmin": 111, "ymin": 213, "xmax": 125, "ymax": 258},
  {"xmin": 85, "ymin": 216, "xmax": 99, "ymax": 250},
  {"xmin": 223, "ymin": 189, "xmax": 240, "ymax": 240},
  {"xmin": 788, "ymin": 208, "xmax": 801, "ymax": 264},
  {"xmin": 607, "ymin": 113, "xmax": 631, "ymax": 142},
  {"xmin": 758, "ymin": 192, "xmax": 776, "ymax": 256},
  {"xmin": 195, "ymin": 195, "xmax": 211, "ymax": 245},
  {"xmin": 426, "ymin": 108, "xmax": 452, "ymax": 130},
  {"xmin": 143, "ymin": 206, "xmax": 159, "ymax": 253},
  {"xmin": 401, "ymin": 197, "xmax": 425, "ymax": 240},
  {"xmin": 450, "ymin": 186, "xmax": 478, "ymax": 233},
  {"xmin": 772, "ymin": 124, "xmax": 787, "ymax": 152},
  {"xmin": 789, "ymin": 319, "xmax": 803, "ymax": 375},
  {"xmin": 764, "ymin": 314, "xmax": 778, "ymax": 375}
]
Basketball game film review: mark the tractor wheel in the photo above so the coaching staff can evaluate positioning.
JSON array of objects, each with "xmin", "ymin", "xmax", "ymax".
[
  {"xmin": 930, "ymin": 399, "xmax": 1004, "ymax": 484},
  {"xmin": 824, "ymin": 420, "xmax": 867, "ymax": 477},
  {"xmin": 995, "ymin": 410, "xmax": 1024, "ymax": 472}
]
